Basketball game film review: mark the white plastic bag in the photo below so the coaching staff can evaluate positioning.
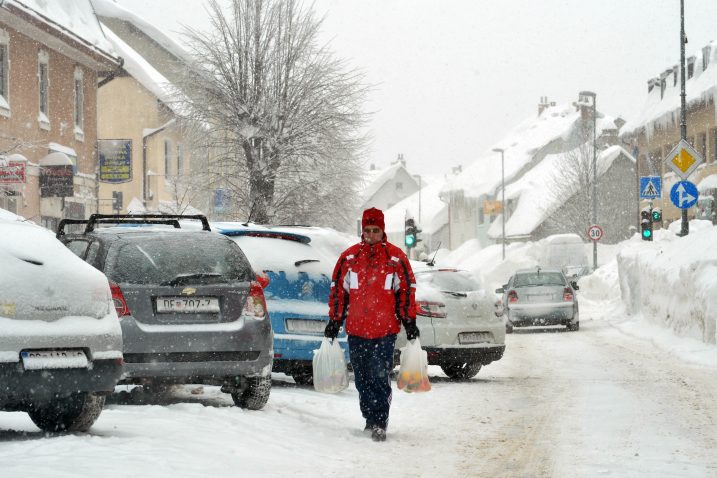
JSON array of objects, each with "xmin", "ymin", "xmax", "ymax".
[
  {"xmin": 397, "ymin": 338, "xmax": 431, "ymax": 393},
  {"xmin": 312, "ymin": 338, "xmax": 349, "ymax": 393}
]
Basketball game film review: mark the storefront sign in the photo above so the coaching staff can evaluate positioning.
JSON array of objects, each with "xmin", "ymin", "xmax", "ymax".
[
  {"xmin": 98, "ymin": 139, "xmax": 132, "ymax": 183},
  {"xmin": 0, "ymin": 161, "xmax": 26, "ymax": 184},
  {"xmin": 40, "ymin": 165, "xmax": 74, "ymax": 197}
]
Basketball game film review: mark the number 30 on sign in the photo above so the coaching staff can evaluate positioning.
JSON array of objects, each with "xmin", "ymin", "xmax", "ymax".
[{"xmin": 587, "ymin": 225, "xmax": 604, "ymax": 242}]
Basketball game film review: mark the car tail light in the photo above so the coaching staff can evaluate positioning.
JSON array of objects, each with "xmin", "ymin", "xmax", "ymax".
[
  {"xmin": 416, "ymin": 300, "xmax": 447, "ymax": 318},
  {"xmin": 110, "ymin": 282, "xmax": 130, "ymax": 317},
  {"xmin": 508, "ymin": 290, "xmax": 518, "ymax": 303},
  {"xmin": 563, "ymin": 287, "xmax": 574, "ymax": 302},
  {"xmin": 244, "ymin": 281, "xmax": 268, "ymax": 319},
  {"xmin": 256, "ymin": 271, "xmax": 270, "ymax": 289}
]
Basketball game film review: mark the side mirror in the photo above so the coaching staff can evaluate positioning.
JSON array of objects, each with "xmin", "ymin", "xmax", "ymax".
[
  {"xmin": 256, "ymin": 271, "xmax": 270, "ymax": 289},
  {"xmin": 495, "ymin": 287, "xmax": 504, "ymax": 294},
  {"xmin": 571, "ymin": 281, "xmax": 579, "ymax": 290}
]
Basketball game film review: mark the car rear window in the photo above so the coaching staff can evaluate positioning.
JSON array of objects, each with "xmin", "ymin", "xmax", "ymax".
[
  {"xmin": 415, "ymin": 270, "xmax": 481, "ymax": 292},
  {"xmin": 513, "ymin": 272, "xmax": 566, "ymax": 287},
  {"xmin": 107, "ymin": 234, "xmax": 253, "ymax": 285}
]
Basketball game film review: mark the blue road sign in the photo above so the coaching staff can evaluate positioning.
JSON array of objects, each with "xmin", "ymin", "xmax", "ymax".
[
  {"xmin": 639, "ymin": 176, "xmax": 662, "ymax": 199},
  {"xmin": 669, "ymin": 181, "xmax": 698, "ymax": 209}
]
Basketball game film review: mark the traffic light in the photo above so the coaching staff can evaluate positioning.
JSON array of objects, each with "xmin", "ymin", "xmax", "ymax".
[
  {"xmin": 404, "ymin": 218, "xmax": 417, "ymax": 248},
  {"xmin": 112, "ymin": 191, "xmax": 123, "ymax": 212},
  {"xmin": 651, "ymin": 207, "xmax": 662, "ymax": 224},
  {"xmin": 640, "ymin": 207, "xmax": 653, "ymax": 241}
]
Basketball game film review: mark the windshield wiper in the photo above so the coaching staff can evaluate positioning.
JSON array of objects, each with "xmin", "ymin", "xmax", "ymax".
[
  {"xmin": 442, "ymin": 291, "xmax": 467, "ymax": 297},
  {"xmin": 161, "ymin": 273, "xmax": 222, "ymax": 286}
]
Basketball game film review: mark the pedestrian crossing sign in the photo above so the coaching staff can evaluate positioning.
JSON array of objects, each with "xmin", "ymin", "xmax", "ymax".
[{"xmin": 639, "ymin": 176, "xmax": 661, "ymax": 199}]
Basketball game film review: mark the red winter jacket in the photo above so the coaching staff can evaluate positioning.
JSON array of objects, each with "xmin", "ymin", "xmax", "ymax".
[{"xmin": 328, "ymin": 237, "xmax": 416, "ymax": 339}]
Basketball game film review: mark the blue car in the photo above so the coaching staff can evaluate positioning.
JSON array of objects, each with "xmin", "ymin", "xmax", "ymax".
[{"xmin": 215, "ymin": 224, "xmax": 351, "ymax": 385}]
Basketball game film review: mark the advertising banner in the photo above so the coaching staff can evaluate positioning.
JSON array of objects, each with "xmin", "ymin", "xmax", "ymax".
[
  {"xmin": 40, "ymin": 165, "xmax": 74, "ymax": 197},
  {"xmin": 0, "ymin": 161, "xmax": 26, "ymax": 184},
  {"xmin": 98, "ymin": 139, "xmax": 132, "ymax": 183}
]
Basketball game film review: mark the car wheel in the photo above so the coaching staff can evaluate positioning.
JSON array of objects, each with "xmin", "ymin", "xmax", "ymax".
[
  {"xmin": 567, "ymin": 321, "xmax": 580, "ymax": 331},
  {"xmin": 28, "ymin": 392, "xmax": 106, "ymax": 433},
  {"xmin": 440, "ymin": 362, "xmax": 482, "ymax": 380},
  {"xmin": 231, "ymin": 376, "xmax": 271, "ymax": 410},
  {"xmin": 505, "ymin": 322, "xmax": 514, "ymax": 334}
]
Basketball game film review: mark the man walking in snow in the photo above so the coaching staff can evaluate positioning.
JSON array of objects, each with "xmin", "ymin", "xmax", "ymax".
[{"xmin": 324, "ymin": 207, "xmax": 420, "ymax": 442}]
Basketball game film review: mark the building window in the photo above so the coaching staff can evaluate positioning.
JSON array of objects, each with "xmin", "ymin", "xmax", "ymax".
[
  {"xmin": 0, "ymin": 29, "xmax": 9, "ymax": 115},
  {"xmin": 703, "ymin": 46, "xmax": 711, "ymax": 71},
  {"xmin": 699, "ymin": 132, "xmax": 707, "ymax": 160},
  {"xmin": 712, "ymin": 128, "xmax": 717, "ymax": 164},
  {"xmin": 73, "ymin": 67, "xmax": 84, "ymax": 140},
  {"xmin": 176, "ymin": 144, "xmax": 183, "ymax": 175},
  {"xmin": 164, "ymin": 139, "xmax": 172, "ymax": 175},
  {"xmin": 38, "ymin": 50, "xmax": 49, "ymax": 128},
  {"xmin": 395, "ymin": 181, "xmax": 403, "ymax": 191}
]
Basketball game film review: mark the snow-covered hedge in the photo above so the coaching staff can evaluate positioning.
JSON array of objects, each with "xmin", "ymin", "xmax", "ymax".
[{"xmin": 616, "ymin": 222, "xmax": 717, "ymax": 344}]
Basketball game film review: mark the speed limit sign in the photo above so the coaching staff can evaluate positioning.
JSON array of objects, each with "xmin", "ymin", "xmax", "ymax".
[{"xmin": 587, "ymin": 225, "xmax": 604, "ymax": 242}]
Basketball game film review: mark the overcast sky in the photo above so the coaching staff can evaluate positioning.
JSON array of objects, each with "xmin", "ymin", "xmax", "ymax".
[{"xmin": 114, "ymin": 0, "xmax": 717, "ymax": 179}]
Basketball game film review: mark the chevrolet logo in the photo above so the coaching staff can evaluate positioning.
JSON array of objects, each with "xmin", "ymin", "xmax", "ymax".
[{"xmin": 181, "ymin": 287, "xmax": 197, "ymax": 296}]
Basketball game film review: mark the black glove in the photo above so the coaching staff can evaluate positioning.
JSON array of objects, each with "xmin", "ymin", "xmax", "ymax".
[
  {"xmin": 324, "ymin": 320, "xmax": 342, "ymax": 339},
  {"xmin": 402, "ymin": 319, "xmax": 420, "ymax": 341}
]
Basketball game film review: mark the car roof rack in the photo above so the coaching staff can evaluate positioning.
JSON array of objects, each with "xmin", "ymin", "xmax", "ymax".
[{"xmin": 56, "ymin": 214, "xmax": 211, "ymax": 238}]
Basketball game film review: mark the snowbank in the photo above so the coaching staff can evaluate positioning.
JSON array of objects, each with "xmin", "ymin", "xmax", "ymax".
[{"xmin": 617, "ymin": 222, "xmax": 717, "ymax": 344}]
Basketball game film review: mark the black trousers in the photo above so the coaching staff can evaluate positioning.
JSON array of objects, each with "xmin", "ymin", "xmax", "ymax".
[{"xmin": 348, "ymin": 334, "xmax": 396, "ymax": 430}]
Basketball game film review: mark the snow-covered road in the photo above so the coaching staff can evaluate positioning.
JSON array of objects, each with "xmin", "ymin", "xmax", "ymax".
[{"xmin": 2, "ymin": 301, "xmax": 716, "ymax": 478}]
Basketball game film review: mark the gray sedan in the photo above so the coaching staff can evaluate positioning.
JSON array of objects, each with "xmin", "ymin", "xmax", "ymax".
[{"xmin": 496, "ymin": 267, "xmax": 579, "ymax": 333}]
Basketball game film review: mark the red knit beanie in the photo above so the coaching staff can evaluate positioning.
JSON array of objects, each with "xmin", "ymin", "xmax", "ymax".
[{"xmin": 361, "ymin": 207, "xmax": 385, "ymax": 231}]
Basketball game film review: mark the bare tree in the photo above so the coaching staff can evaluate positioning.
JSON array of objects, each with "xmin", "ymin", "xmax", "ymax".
[
  {"xmin": 542, "ymin": 138, "xmax": 595, "ymax": 241},
  {"xmin": 178, "ymin": 0, "xmax": 369, "ymax": 227}
]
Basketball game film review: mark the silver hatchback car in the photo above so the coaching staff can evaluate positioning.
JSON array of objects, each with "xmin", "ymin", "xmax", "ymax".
[
  {"xmin": 396, "ymin": 263, "xmax": 506, "ymax": 380},
  {"xmin": 497, "ymin": 267, "xmax": 579, "ymax": 333},
  {"xmin": 58, "ymin": 214, "xmax": 273, "ymax": 410},
  {"xmin": 1, "ymin": 219, "xmax": 123, "ymax": 432}
]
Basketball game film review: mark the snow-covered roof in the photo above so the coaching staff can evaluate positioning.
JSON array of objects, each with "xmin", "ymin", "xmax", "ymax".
[
  {"xmin": 383, "ymin": 178, "xmax": 448, "ymax": 236},
  {"xmin": 91, "ymin": 0, "xmax": 192, "ymax": 64},
  {"xmin": 360, "ymin": 163, "xmax": 404, "ymax": 203},
  {"xmin": 698, "ymin": 174, "xmax": 717, "ymax": 192},
  {"xmin": 102, "ymin": 24, "xmax": 186, "ymax": 115},
  {"xmin": 490, "ymin": 144, "xmax": 635, "ymax": 239},
  {"xmin": 622, "ymin": 39, "xmax": 717, "ymax": 136},
  {"xmin": 443, "ymin": 103, "xmax": 617, "ymax": 201},
  {"xmin": 6, "ymin": 0, "xmax": 116, "ymax": 59}
]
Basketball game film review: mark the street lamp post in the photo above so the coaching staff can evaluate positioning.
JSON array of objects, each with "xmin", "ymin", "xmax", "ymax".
[
  {"xmin": 492, "ymin": 147, "xmax": 506, "ymax": 261},
  {"xmin": 580, "ymin": 91, "xmax": 598, "ymax": 271},
  {"xmin": 412, "ymin": 174, "xmax": 422, "ymax": 224}
]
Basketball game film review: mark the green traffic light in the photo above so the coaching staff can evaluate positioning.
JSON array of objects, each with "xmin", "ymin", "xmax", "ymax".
[
  {"xmin": 642, "ymin": 229, "xmax": 652, "ymax": 239},
  {"xmin": 652, "ymin": 211, "xmax": 661, "ymax": 222},
  {"xmin": 405, "ymin": 234, "xmax": 416, "ymax": 247}
]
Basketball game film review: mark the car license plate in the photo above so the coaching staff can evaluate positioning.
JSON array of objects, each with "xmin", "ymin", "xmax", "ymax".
[
  {"xmin": 458, "ymin": 332, "xmax": 491, "ymax": 344},
  {"xmin": 20, "ymin": 349, "xmax": 89, "ymax": 370},
  {"xmin": 156, "ymin": 297, "xmax": 220, "ymax": 313},
  {"xmin": 285, "ymin": 319, "xmax": 326, "ymax": 334},
  {"xmin": 529, "ymin": 294, "xmax": 551, "ymax": 303}
]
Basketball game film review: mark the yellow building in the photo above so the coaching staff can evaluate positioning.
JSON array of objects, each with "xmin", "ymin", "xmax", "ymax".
[{"xmin": 621, "ymin": 40, "xmax": 717, "ymax": 226}]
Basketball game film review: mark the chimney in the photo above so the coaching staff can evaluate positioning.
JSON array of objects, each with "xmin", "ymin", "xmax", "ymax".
[
  {"xmin": 538, "ymin": 96, "xmax": 550, "ymax": 116},
  {"xmin": 396, "ymin": 153, "xmax": 406, "ymax": 167}
]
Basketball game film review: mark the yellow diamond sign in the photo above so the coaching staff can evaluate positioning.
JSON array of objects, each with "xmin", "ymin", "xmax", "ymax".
[{"xmin": 664, "ymin": 139, "xmax": 703, "ymax": 179}]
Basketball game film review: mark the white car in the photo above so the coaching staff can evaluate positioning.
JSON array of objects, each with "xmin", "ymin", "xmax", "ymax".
[
  {"xmin": 0, "ymin": 218, "xmax": 123, "ymax": 432},
  {"xmin": 396, "ymin": 262, "xmax": 506, "ymax": 380}
]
